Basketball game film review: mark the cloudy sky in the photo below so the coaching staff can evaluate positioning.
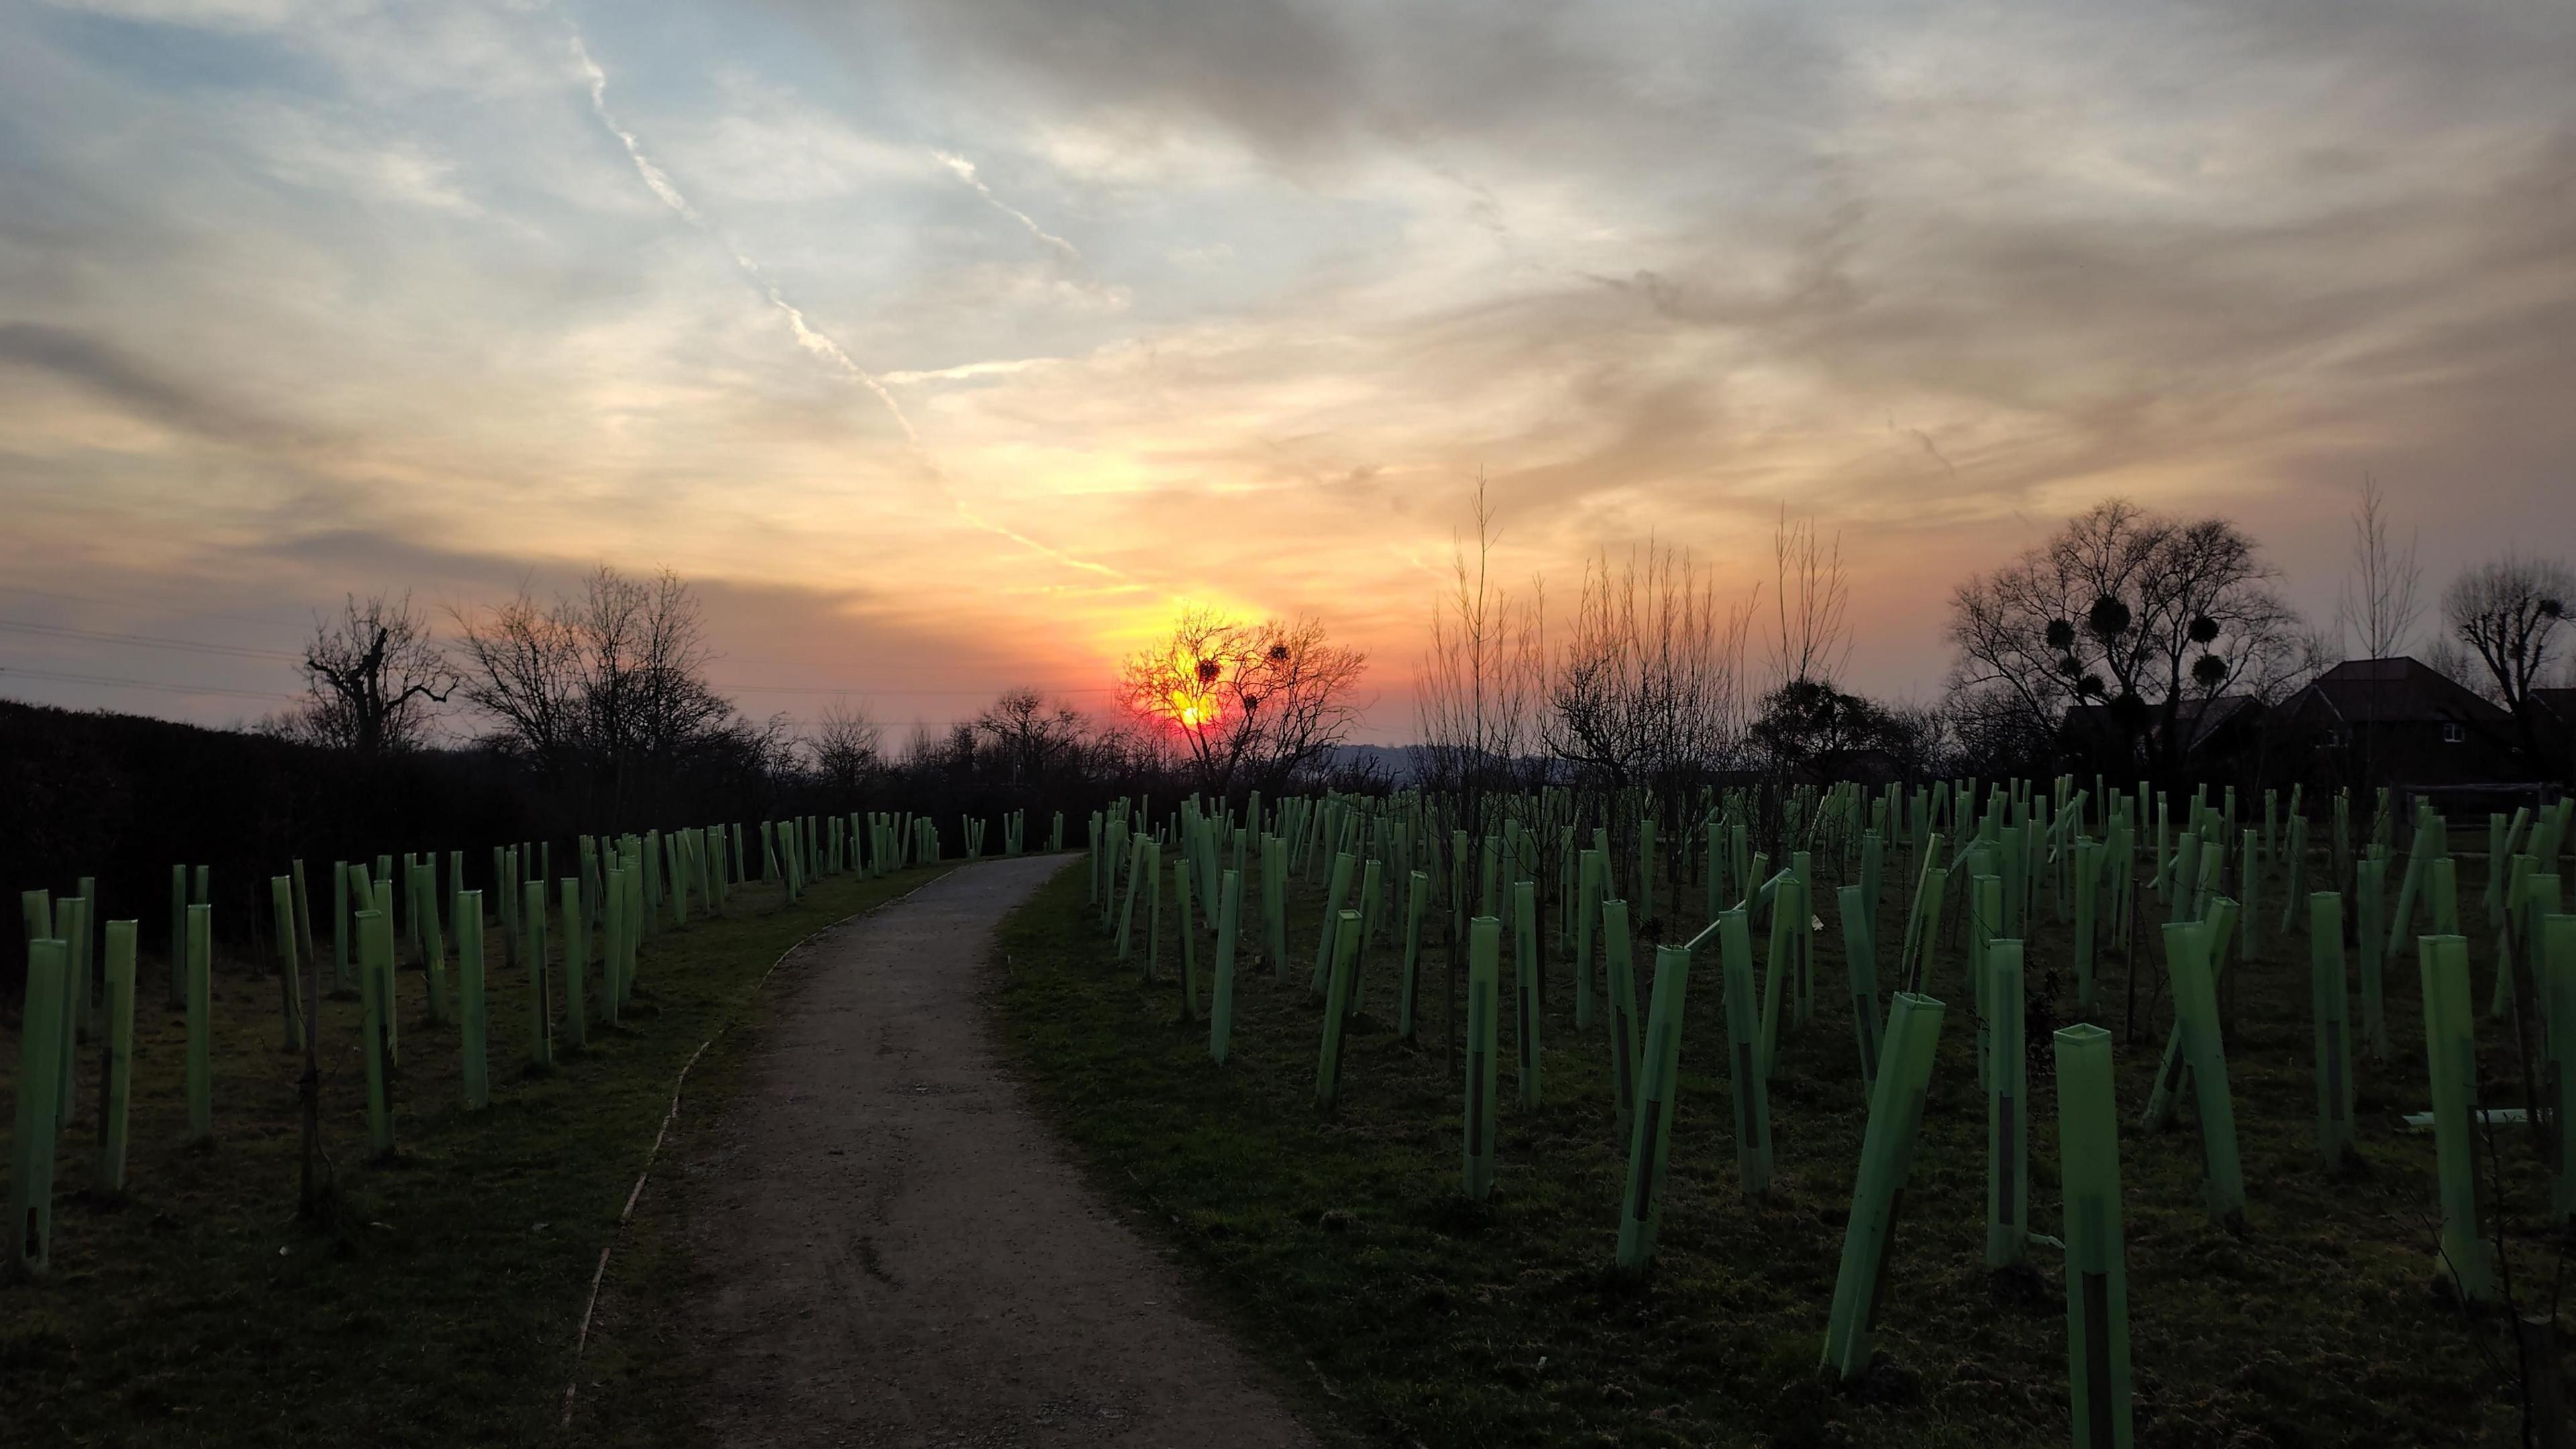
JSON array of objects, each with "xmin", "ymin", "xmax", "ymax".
[{"xmin": 3, "ymin": 0, "xmax": 2573, "ymax": 742}]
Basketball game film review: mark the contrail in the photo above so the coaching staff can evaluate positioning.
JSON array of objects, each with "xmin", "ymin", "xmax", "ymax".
[
  {"xmin": 932, "ymin": 150, "xmax": 1083, "ymax": 262},
  {"xmin": 566, "ymin": 28, "xmax": 1157, "ymax": 594},
  {"xmin": 570, "ymin": 32, "xmax": 916, "ymax": 442}
]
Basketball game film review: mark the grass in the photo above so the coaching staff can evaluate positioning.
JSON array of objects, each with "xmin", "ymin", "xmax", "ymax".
[
  {"xmin": 1, "ymin": 859, "xmax": 955, "ymax": 1448},
  {"xmin": 995, "ymin": 836, "xmax": 2559, "ymax": 1448}
]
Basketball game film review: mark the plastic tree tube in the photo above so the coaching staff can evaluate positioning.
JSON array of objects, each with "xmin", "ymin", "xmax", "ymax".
[
  {"xmin": 2545, "ymin": 914, "xmax": 2576, "ymax": 1222},
  {"xmin": 561, "ymin": 877, "xmax": 588, "ymax": 1050},
  {"xmin": 44, "ymin": 895, "xmax": 79, "ymax": 1126},
  {"xmin": 2074, "ymin": 837, "xmax": 2100, "ymax": 1012},
  {"xmin": 2143, "ymin": 897, "xmax": 2238, "ymax": 1132},
  {"xmin": 524, "ymin": 879, "xmax": 552, "ymax": 1070},
  {"xmin": 2056, "ymin": 1024, "xmax": 2135, "ymax": 1449},
  {"xmin": 1791, "ymin": 849, "xmax": 1815, "ymax": 1023},
  {"xmin": 1759, "ymin": 873, "xmax": 1799, "ymax": 1077},
  {"xmin": 1114, "ymin": 832, "xmax": 1144, "ymax": 961},
  {"xmin": 1265, "ymin": 842, "xmax": 1290, "ymax": 983},
  {"xmin": 1462, "ymin": 916, "xmax": 1502, "ymax": 1199},
  {"xmin": 1348, "ymin": 857, "xmax": 1384, "ymax": 1018},
  {"xmin": 183, "ymin": 902, "xmax": 213, "ymax": 1144},
  {"xmin": 1574, "ymin": 849, "xmax": 1601, "ymax": 1030},
  {"xmin": 458, "ymin": 890, "xmax": 489, "ymax": 1110},
  {"xmin": 1398, "ymin": 869, "xmax": 1428, "ymax": 1043},
  {"xmin": 2308, "ymin": 892, "xmax": 2355, "ymax": 1169},
  {"xmin": 1839, "ymin": 884, "xmax": 1881, "ymax": 1091},
  {"xmin": 1210, "ymin": 869, "xmax": 1241, "ymax": 1064},
  {"xmin": 1509, "ymin": 879, "xmax": 1543, "ymax": 1108},
  {"xmin": 1986, "ymin": 939, "xmax": 2028, "ymax": 1268},
  {"xmin": 1718, "ymin": 909, "xmax": 1771, "ymax": 1195},
  {"xmin": 1175, "ymin": 857, "xmax": 1199, "ymax": 1020},
  {"xmin": 415, "ymin": 863, "xmax": 448, "ymax": 1027},
  {"xmin": 331, "ymin": 859, "xmax": 350, "ymax": 991},
  {"xmin": 1615, "ymin": 943, "xmax": 1695, "ymax": 1273},
  {"xmin": 268, "ymin": 877, "xmax": 301, "ymax": 1052},
  {"xmin": 1309, "ymin": 851, "xmax": 1354, "ymax": 998},
  {"xmin": 1972, "ymin": 873, "xmax": 2002, "ymax": 1091},
  {"xmin": 1314, "ymin": 909, "xmax": 1362, "ymax": 1111},
  {"xmin": 2164, "ymin": 920, "xmax": 2245, "ymax": 1225},
  {"xmin": 97, "ymin": 920, "xmax": 136, "ymax": 1192},
  {"xmin": 1822, "ymin": 991, "xmax": 1947, "ymax": 1379},
  {"xmin": 2357, "ymin": 857, "xmax": 2392, "ymax": 1059},
  {"xmin": 69, "ymin": 879, "xmax": 95, "ymax": 1043},
  {"xmin": 1142, "ymin": 839, "xmax": 1164, "ymax": 983},
  {"xmin": 9, "ymin": 938, "xmax": 67, "ymax": 1275},
  {"xmin": 1638, "ymin": 818, "xmax": 1658, "ymax": 925},
  {"xmin": 2419, "ymin": 932, "xmax": 2493, "ymax": 1299},
  {"xmin": 1603, "ymin": 900, "xmax": 1641, "ymax": 1142},
  {"xmin": 357, "ymin": 908, "xmax": 394, "ymax": 1155}
]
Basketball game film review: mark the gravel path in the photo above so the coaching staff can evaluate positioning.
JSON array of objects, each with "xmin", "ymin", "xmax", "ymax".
[{"xmin": 678, "ymin": 856, "xmax": 1320, "ymax": 1448}]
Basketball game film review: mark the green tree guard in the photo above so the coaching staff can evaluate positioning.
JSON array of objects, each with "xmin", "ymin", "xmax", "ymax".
[
  {"xmin": 2418, "ymin": 933, "xmax": 2493, "ymax": 1299},
  {"xmin": 357, "ymin": 908, "xmax": 395, "ymax": 1156},
  {"xmin": 2544, "ymin": 914, "xmax": 2576, "ymax": 1222},
  {"xmin": 1972, "ymin": 873, "xmax": 2003, "ymax": 1091},
  {"xmin": 1909, "ymin": 865, "xmax": 1947, "ymax": 995},
  {"xmin": 1758, "ymin": 873, "xmax": 1801, "ymax": 1077},
  {"xmin": 2430, "ymin": 853, "xmax": 2461, "ymax": 938},
  {"xmin": 458, "ymin": 891, "xmax": 490, "ymax": 1110},
  {"xmin": 2169, "ymin": 830, "xmax": 2202, "ymax": 926},
  {"xmin": 1463, "ymin": 916, "xmax": 1502, "ymax": 1200},
  {"xmin": 2143, "ymin": 898, "xmax": 2239, "ymax": 1131},
  {"xmin": 1603, "ymin": 900, "xmax": 1642, "ymax": 1142},
  {"xmin": 2074, "ymin": 837, "xmax": 2101, "ymax": 1012},
  {"xmin": 1397, "ymin": 869, "xmax": 1428, "ymax": 1042},
  {"xmin": 166, "ymin": 865, "xmax": 188, "ymax": 1007},
  {"xmin": 1114, "ymin": 832, "xmax": 1144, "ymax": 961},
  {"xmin": 184, "ymin": 903, "xmax": 213, "ymax": 1144},
  {"xmin": 268, "ymin": 877, "xmax": 302, "ymax": 1052},
  {"xmin": 1616, "ymin": 943, "xmax": 1695, "ymax": 1273},
  {"xmin": 10, "ymin": 938, "xmax": 67, "ymax": 1275},
  {"xmin": 1175, "ymin": 857, "xmax": 1199, "ymax": 1020},
  {"xmin": 1309, "ymin": 851, "xmax": 1355, "ymax": 998},
  {"xmin": 68, "ymin": 879, "xmax": 95, "ymax": 1046},
  {"xmin": 2349, "ymin": 853, "xmax": 2390, "ymax": 1059},
  {"xmin": 1315, "ymin": 909, "xmax": 1362, "ymax": 1111},
  {"xmin": 561, "ymin": 878, "xmax": 588, "ymax": 1050},
  {"xmin": 1838, "ymin": 884, "xmax": 1882, "ymax": 1090},
  {"xmin": 371, "ymin": 877, "xmax": 399, "ymax": 1065},
  {"xmin": 43, "ymin": 896, "xmax": 79, "ymax": 1130},
  {"xmin": 1574, "ymin": 848, "xmax": 1603, "ymax": 1030},
  {"xmin": 417, "ymin": 863, "xmax": 449, "ymax": 1026},
  {"xmin": 524, "ymin": 879, "xmax": 552, "ymax": 1070},
  {"xmin": 1142, "ymin": 839, "xmax": 1165, "ymax": 983},
  {"xmin": 1717, "ymin": 909, "xmax": 1772, "ymax": 1195},
  {"xmin": 1514, "ymin": 879, "xmax": 1542, "ymax": 1109},
  {"xmin": 1210, "ymin": 869, "xmax": 1241, "ymax": 1063},
  {"xmin": 1987, "ymin": 939, "xmax": 2028, "ymax": 1268},
  {"xmin": 2306, "ymin": 892, "xmax": 2357, "ymax": 1169},
  {"xmin": 1348, "ymin": 857, "xmax": 1384, "ymax": 1018},
  {"xmin": 331, "ymin": 859, "xmax": 350, "ymax": 991},
  {"xmin": 1822, "ymin": 991, "xmax": 1947, "ymax": 1379},
  {"xmin": 1791, "ymin": 849, "xmax": 1816, "ymax": 1023},
  {"xmin": 2164, "ymin": 920, "xmax": 2246, "ymax": 1225},
  {"xmin": 2056, "ymin": 1024, "xmax": 2136, "ymax": 1449},
  {"xmin": 98, "ymin": 921, "xmax": 137, "ymax": 1193},
  {"xmin": 1265, "ymin": 843, "xmax": 1290, "ymax": 983}
]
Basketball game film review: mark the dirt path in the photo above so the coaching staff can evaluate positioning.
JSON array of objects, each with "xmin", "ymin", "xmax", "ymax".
[{"xmin": 674, "ymin": 857, "xmax": 1320, "ymax": 1449}]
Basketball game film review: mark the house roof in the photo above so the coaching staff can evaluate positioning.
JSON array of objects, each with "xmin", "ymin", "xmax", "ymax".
[{"xmin": 2288, "ymin": 657, "xmax": 2510, "ymax": 727}]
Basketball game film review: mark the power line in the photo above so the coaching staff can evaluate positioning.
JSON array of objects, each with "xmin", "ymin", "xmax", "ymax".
[
  {"xmin": 0, "ymin": 618, "xmax": 304, "ymax": 662},
  {"xmin": 0, "ymin": 665, "xmax": 301, "ymax": 704}
]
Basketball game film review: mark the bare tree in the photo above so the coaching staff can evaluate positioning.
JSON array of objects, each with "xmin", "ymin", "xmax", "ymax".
[
  {"xmin": 1544, "ymin": 542, "xmax": 1757, "ymax": 797},
  {"xmin": 1416, "ymin": 482, "xmax": 1544, "ymax": 813},
  {"xmin": 1120, "ymin": 606, "xmax": 1368, "ymax": 796},
  {"xmin": 2443, "ymin": 553, "xmax": 2573, "ymax": 778},
  {"xmin": 806, "ymin": 701, "xmax": 884, "ymax": 795},
  {"xmin": 289, "ymin": 592, "xmax": 458, "ymax": 754},
  {"xmin": 1769, "ymin": 506, "xmax": 1852, "ymax": 690},
  {"xmin": 973, "ymin": 688, "xmax": 1087, "ymax": 784},
  {"xmin": 2337, "ymin": 476, "xmax": 2424, "ymax": 661},
  {"xmin": 1946, "ymin": 499, "xmax": 2306, "ymax": 777},
  {"xmin": 450, "ymin": 580, "xmax": 585, "ymax": 769}
]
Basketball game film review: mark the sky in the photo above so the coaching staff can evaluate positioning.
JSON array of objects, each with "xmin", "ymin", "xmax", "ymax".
[{"xmin": 3, "ymin": 0, "xmax": 2573, "ymax": 745}]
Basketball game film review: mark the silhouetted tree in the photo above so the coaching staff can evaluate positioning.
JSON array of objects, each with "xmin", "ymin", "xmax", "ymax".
[{"xmin": 288, "ymin": 592, "xmax": 457, "ymax": 755}]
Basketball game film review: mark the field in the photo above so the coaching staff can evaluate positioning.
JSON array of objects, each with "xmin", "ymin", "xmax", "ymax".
[
  {"xmin": 0, "ymin": 859, "xmax": 953, "ymax": 1448},
  {"xmin": 994, "ymin": 829, "xmax": 2555, "ymax": 1448}
]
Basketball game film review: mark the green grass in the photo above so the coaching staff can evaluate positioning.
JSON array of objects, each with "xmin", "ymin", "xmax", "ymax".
[
  {"xmin": 1, "ymin": 861, "xmax": 954, "ymax": 1448},
  {"xmin": 996, "ymin": 841, "xmax": 2557, "ymax": 1448}
]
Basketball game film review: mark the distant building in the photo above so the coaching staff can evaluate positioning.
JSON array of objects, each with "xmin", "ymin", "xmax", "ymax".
[
  {"xmin": 2271, "ymin": 657, "xmax": 2549, "ymax": 809},
  {"xmin": 2059, "ymin": 693, "xmax": 2264, "ymax": 780}
]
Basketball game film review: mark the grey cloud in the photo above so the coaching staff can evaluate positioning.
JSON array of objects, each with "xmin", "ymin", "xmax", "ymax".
[{"xmin": 0, "ymin": 321, "xmax": 330, "ymax": 452}]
